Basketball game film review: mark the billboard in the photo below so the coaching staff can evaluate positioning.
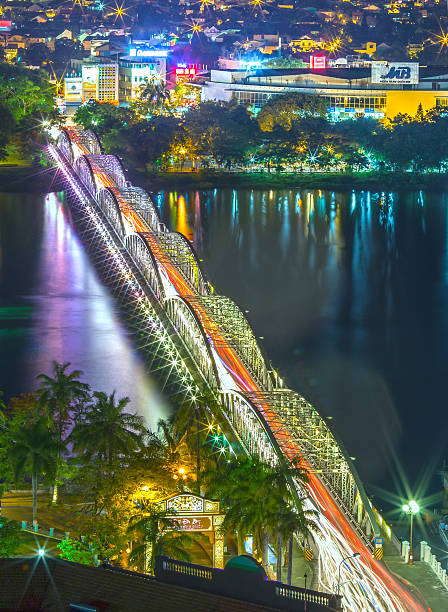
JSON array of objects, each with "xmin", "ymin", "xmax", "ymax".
[
  {"xmin": 82, "ymin": 65, "xmax": 97, "ymax": 100},
  {"xmin": 0, "ymin": 20, "xmax": 12, "ymax": 32},
  {"xmin": 64, "ymin": 76, "xmax": 82, "ymax": 103},
  {"xmin": 371, "ymin": 62, "xmax": 419, "ymax": 85}
]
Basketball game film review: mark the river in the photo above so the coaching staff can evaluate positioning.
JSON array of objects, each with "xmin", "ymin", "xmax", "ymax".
[
  {"xmin": 1, "ymin": 187, "xmax": 447, "ymax": 503},
  {"xmin": 0, "ymin": 191, "xmax": 169, "ymax": 430}
]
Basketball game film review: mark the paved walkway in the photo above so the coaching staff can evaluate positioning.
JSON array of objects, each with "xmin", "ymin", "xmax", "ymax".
[{"xmin": 384, "ymin": 552, "xmax": 448, "ymax": 612}]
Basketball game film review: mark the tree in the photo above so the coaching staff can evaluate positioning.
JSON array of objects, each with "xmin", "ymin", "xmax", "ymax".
[
  {"xmin": 57, "ymin": 538, "xmax": 97, "ymax": 565},
  {"xmin": 132, "ymin": 77, "xmax": 173, "ymax": 118},
  {"xmin": 0, "ymin": 63, "xmax": 59, "ymax": 160},
  {"xmin": 170, "ymin": 388, "xmax": 224, "ymax": 490},
  {"xmin": 9, "ymin": 422, "xmax": 59, "ymax": 523},
  {"xmin": 183, "ymin": 101, "xmax": 256, "ymax": 168},
  {"xmin": 204, "ymin": 455, "xmax": 312, "ymax": 574},
  {"xmin": 37, "ymin": 362, "xmax": 90, "ymax": 502},
  {"xmin": 0, "ymin": 518, "xmax": 21, "ymax": 557},
  {"xmin": 257, "ymin": 93, "xmax": 328, "ymax": 132},
  {"xmin": 70, "ymin": 391, "xmax": 146, "ymax": 467},
  {"xmin": 75, "ymin": 100, "xmax": 133, "ymax": 137},
  {"xmin": 128, "ymin": 501, "xmax": 195, "ymax": 573}
]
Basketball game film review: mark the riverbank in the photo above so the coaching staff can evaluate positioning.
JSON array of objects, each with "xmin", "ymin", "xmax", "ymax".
[
  {"xmin": 135, "ymin": 169, "xmax": 448, "ymax": 193},
  {"xmin": 2, "ymin": 164, "xmax": 447, "ymax": 195},
  {"xmin": 0, "ymin": 165, "xmax": 65, "ymax": 194}
]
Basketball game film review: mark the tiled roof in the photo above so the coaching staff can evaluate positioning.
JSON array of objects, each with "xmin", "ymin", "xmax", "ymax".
[{"xmin": 0, "ymin": 557, "xmax": 285, "ymax": 612}]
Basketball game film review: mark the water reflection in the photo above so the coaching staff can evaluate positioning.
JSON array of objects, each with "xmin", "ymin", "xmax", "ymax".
[
  {"xmin": 0, "ymin": 191, "xmax": 168, "ymax": 430},
  {"xmin": 158, "ymin": 188, "xmax": 448, "ymax": 491}
]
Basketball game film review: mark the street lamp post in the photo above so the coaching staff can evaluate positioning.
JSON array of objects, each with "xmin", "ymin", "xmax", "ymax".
[
  {"xmin": 337, "ymin": 552, "xmax": 360, "ymax": 595},
  {"xmin": 403, "ymin": 500, "xmax": 419, "ymax": 565}
]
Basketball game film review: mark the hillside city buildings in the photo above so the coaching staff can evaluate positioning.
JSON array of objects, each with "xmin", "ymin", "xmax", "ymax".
[{"xmin": 3, "ymin": 0, "xmax": 448, "ymax": 118}]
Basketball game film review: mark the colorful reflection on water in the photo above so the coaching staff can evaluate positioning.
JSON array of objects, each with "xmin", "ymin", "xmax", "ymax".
[
  {"xmin": 0, "ymin": 191, "xmax": 169, "ymax": 429},
  {"xmin": 157, "ymin": 188, "xmax": 448, "ymax": 494}
]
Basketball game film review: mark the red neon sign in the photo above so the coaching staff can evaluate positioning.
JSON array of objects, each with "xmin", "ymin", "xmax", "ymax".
[{"xmin": 310, "ymin": 55, "xmax": 327, "ymax": 70}]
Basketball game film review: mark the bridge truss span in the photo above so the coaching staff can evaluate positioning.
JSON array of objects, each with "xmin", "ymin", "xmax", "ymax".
[
  {"xmin": 246, "ymin": 390, "xmax": 377, "ymax": 546},
  {"xmin": 184, "ymin": 295, "xmax": 275, "ymax": 391},
  {"xmin": 147, "ymin": 231, "xmax": 211, "ymax": 297},
  {"xmin": 51, "ymin": 128, "xmax": 428, "ymax": 612},
  {"xmin": 113, "ymin": 186, "xmax": 161, "ymax": 233}
]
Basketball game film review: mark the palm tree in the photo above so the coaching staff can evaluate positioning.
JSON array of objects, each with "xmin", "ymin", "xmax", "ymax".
[
  {"xmin": 204, "ymin": 455, "xmax": 313, "ymax": 574},
  {"xmin": 127, "ymin": 500, "xmax": 195, "ymax": 574},
  {"xmin": 70, "ymin": 391, "xmax": 146, "ymax": 466},
  {"xmin": 133, "ymin": 77, "xmax": 172, "ymax": 117},
  {"xmin": 9, "ymin": 422, "xmax": 59, "ymax": 523},
  {"xmin": 169, "ymin": 387, "xmax": 224, "ymax": 489},
  {"xmin": 37, "ymin": 361, "xmax": 90, "ymax": 502}
]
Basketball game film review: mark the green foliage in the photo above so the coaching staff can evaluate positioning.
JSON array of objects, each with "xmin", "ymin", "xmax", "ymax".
[
  {"xmin": 9, "ymin": 421, "xmax": 59, "ymax": 522},
  {"xmin": 128, "ymin": 501, "xmax": 195, "ymax": 573},
  {"xmin": 69, "ymin": 391, "xmax": 146, "ymax": 466},
  {"xmin": 0, "ymin": 518, "xmax": 21, "ymax": 557},
  {"xmin": 182, "ymin": 101, "xmax": 256, "ymax": 168},
  {"xmin": 204, "ymin": 455, "xmax": 313, "ymax": 569},
  {"xmin": 57, "ymin": 538, "xmax": 96, "ymax": 565},
  {"xmin": 132, "ymin": 77, "xmax": 173, "ymax": 118},
  {"xmin": 0, "ymin": 62, "xmax": 59, "ymax": 160},
  {"xmin": 74, "ymin": 101, "xmax": 133, "ymax": 137},
  {"xmin": 257, "ymin": 93, "xmax": 328, "ymax": 132}
]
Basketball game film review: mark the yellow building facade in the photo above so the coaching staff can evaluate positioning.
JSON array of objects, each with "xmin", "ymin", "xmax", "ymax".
[{"xmin": 385, "ymin": 90, "xmax": 448, "ymax": 119}]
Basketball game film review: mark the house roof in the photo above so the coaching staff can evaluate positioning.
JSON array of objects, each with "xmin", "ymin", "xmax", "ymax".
[{"xmin": 0, "ymin": 557, "xmax": 284, "ymax": 612}]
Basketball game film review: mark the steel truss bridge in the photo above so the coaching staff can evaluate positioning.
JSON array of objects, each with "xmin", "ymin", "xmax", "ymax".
[{"xmin": 49, "ymin": 127, "xmax": 427, "ymax": 612}]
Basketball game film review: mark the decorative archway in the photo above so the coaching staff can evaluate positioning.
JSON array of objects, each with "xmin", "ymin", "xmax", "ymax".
[{"xmin": 158, "ymin": 493, "xmax": 225, "ymax": 569}]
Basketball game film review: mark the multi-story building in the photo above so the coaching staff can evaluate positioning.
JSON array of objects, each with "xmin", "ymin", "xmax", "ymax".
[
  {"xmin": 63, "ymin": 46, "xmax": 168, "ymax": 110},
  {"xmin": 201, "ymin": 63, "xmax": 448, "ymax": 120}
]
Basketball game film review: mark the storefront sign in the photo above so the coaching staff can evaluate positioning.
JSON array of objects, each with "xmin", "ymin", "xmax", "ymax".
[{"xmin": 371, "ymin": 62, "xmax": 418, "ymax": 85}]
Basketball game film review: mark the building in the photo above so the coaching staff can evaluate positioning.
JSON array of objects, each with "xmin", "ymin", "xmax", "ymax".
[
  {"xmin": 0, "ymin": 555, "xmax": 342, "ymax": 612},
  {"xmin": 201, "ymin": 63, "xmax": 448, "ymax": 120},
  {"xmin": 63, "ymin": 45, "xmax": 169, "ymax": 110}
]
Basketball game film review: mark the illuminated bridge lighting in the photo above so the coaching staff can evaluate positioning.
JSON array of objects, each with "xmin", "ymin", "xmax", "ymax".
[{"xmin": 48, "ymin": 128, "xmax": 427, "ymax": 612}]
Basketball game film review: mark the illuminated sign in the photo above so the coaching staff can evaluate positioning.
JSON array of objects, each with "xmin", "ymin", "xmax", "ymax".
[
  {"xmin": 175, "ymin": 65, "xmax": 197, "ymax": 76},
  {"xmin": 0, "ymin": 20, "xmax": 12, "ymax": 31},
  {"xmin": 371, "ymin": 61, "xmax": 418, "ymax": 84},
  {"xmin": 310, "ymin": 55, "xmax": 327, "ymax": 70},
  {"xmin": 129, "ymin": 47, "xmax": 169, "ymax": 58},
  {"xmin": 64, "ymin": 76, "xmax": 82, "ymax": 102},
  {"xmin": 171, "ymin": 516, "xmax": 212, "ymax": 531},
  {"xmin": 239, "ymin": 60, "xmax": 262, "ymax": 70}
]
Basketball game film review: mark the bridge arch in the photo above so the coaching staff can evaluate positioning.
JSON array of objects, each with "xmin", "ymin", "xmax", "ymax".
[
  {"xmin": 125, "ymin": 233, "xmax": 165, "ymax": 302},
  {"xmin": 57, "ymin": 128, "xmax": 74, "ymax": 165},
  {"xmin": 98, "ymin": 188, "xmax": 126, "ymax": 241},
  {"xmin": 113, "ymin": 186, "xmax": 161, "ymax": 233},
  {"xmin": 74, "ymin": 155, "xmax": 96, "ymax": 197},
  {"xmin": 164, "ymin": 295, "xmax": 220, "ymax": 387},
  {"xmin": 184, "ymin": 295, "xmax": 274, "ymax": 390},
  {"xmin": 79, "ymin": 129, "xmax": 102, "ymax": 155},
  {"xmin": 87, "ymin": 154, "xmax": 127, "ymax": 188},
  {"xmin": 222, "ymin": 389, "xmax": 280, "ymax": 466},
  {"xmin": 63, "ymin": 128, "xmax": 103, "ymax": 158},
  {"xmin": 151, "ymin": 232, "xmax": 211, "ymax": 296}
]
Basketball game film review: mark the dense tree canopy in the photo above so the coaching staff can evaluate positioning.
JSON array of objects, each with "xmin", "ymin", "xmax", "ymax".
[
  {"xmin": 74, "ymin": 93, "xmax": 448, "ymax": 175},
  {"xmin": 0, "ymin": 62, "xmax": 59, "ymax": 160}
]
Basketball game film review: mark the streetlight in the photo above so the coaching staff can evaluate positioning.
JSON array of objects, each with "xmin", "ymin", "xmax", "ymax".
[
  {"xmin": 337, "ymin": 552, "xmax": 360, "ymax": 595},
  {"xmin": 403, "ymin": 500, "xmax": 419, "ymax": 565},
  {"xmin": 38, "ymin": 548, "xmax": 45, "ymax": 557}
]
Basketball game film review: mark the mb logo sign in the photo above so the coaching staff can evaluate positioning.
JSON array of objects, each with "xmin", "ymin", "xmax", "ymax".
[{"xmin": 371, "ymin": 62, "xmax": 419, "ymax": 85}]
